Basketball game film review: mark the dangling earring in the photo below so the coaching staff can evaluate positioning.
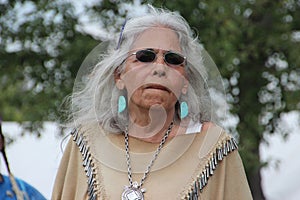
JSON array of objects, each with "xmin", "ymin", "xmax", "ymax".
[
  {"xmin": 118, "ymin": 96, "xmax": 126, "ymax": 113},
  {"xmin": 180, "ymin": 101, "xmax": 188, "ymax": 119}
]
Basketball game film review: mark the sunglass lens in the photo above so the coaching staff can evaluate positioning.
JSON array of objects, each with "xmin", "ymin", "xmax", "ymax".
[
  {"xmin": 136, "ymin": 50, "xmax": 156, "ymax": 62},
  {"xmin": 165, "ymin": 52, "xmax": 185, "ymax": 65}
]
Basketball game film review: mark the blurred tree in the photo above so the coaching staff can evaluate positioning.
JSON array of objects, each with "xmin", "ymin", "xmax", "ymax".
[
  {"xmin": 0, "ymin": 0, "xmax": 99, "ymax": 135},
  {"xmin": 150, "ymin": 0, "xmax": 300, "ymax": 199}
]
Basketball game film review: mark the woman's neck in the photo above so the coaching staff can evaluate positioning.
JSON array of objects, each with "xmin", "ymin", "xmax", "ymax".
[{"xmin": 127, "ymin": 105, "xmax": 175, "ymax": 143}]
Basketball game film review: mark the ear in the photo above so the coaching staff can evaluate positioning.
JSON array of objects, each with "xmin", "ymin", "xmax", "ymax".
[
  {"xmin": 114, "ymin": 67, "xmax": 125, "ymax": 90},
  {"xmin": 181, "ymin": 80, "xmax": 188, "ymax": 95}
]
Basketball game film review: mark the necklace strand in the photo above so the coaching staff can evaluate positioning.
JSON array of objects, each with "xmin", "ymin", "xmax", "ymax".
[{"xmin": 124, "ymin": 121, "xmax": 174, "ymax": 189}]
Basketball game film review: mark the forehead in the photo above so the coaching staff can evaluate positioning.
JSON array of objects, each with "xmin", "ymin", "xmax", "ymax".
[{"xmin": 131, "ymin": 27, "xmax": 182, "ymax": 52}]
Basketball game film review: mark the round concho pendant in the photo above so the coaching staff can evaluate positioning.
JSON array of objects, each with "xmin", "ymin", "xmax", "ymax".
[{"xmin": 121, "ymin": 186, "xmax": 144, "ymax": 200}]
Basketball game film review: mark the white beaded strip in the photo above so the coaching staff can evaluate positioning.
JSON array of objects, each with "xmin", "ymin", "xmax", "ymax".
[{"xmin": 71, "ymin": 128, "xmax": 99, "ymax": 200}]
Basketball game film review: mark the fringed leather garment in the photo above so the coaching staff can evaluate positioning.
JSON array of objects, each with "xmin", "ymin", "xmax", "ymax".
[{"xmin": 52, "ymin": 123, "xmax": 253, "ymax": 200}]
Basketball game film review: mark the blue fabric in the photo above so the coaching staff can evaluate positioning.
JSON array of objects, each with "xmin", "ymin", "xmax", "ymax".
[{"xmin": 0, "ymin": 175, "xmax": 47, "ymax": 200}]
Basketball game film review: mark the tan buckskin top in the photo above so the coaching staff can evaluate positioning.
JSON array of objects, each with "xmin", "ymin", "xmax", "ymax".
[{"xmin": 52, "ymin": 122, "xmax": 253, "ymax": 200}]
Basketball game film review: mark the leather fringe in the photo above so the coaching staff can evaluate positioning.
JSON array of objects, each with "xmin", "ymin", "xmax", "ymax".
[
  {"xmin": 182, "ymin": 137, "xmax": 238, "ymax": 200},
  {"xmin": 71, "ymin": 128, "xmax": 99, "ymax": 200}
]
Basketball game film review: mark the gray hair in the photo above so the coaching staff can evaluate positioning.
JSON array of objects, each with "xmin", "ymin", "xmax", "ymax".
[{"xmin": 66, "ymin": 7, "xmax": 212, "ymax": 132}]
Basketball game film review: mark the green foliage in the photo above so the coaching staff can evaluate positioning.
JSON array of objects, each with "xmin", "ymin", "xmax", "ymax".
[{"xmin": 0, "ymin": 0, "xmax": 99, "ymax": 135}]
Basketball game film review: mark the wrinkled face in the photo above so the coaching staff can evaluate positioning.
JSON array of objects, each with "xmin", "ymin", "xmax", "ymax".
[{"xmin": 115, "ymin": 27, "xmax": 188, "ymax": 112}]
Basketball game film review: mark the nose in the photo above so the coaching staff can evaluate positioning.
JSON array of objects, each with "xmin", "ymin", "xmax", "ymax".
[
  {"xmin": 152, "ymin": 63, "xmax": 167, "ymax": 77},
  {"xmin": 152, "ymin": 51, "xmax": 167, "ymax": 77},
  {"xmin": 153, "ymin": 69, "xmax": 166, "ymax": 77}
]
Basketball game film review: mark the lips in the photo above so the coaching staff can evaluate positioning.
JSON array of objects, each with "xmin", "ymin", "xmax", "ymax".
[{"xmin": 143, "ymin": 84, "xmax": 170, "ymax": 92}]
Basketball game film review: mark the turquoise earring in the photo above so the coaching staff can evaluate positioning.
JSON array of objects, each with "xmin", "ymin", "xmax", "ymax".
[
  {"xmin": 118, "ymin": 96, "xmax": 126, "ymax": 113},
  {"xmin": 180, "ymin": 101, "xmax": 188, "ymax": 119}
]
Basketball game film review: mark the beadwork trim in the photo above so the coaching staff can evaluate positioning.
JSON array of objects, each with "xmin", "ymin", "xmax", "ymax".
[
  {"xmin": 71, "ymin": 128, "xmax": 99, "ymax": 200},
  {"xmin": 182, "ymin": 137, "xmax": 238, "ymax": 200}
]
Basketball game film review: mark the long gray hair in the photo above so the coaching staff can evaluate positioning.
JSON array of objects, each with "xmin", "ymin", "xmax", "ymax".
[{"xmin": 66, "ymin": 7, "xmax": 212, "ymax": 132}]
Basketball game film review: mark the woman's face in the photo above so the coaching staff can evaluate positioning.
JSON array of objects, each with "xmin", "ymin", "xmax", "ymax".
[{"xmin": 116, "ymin": 27, "xmax": 188, "ymax": 112}]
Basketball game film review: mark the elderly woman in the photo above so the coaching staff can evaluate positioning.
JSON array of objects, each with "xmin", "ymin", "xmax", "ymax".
[{"xmin": 52, "ymin": 7, "xmax": 252, "ymax": 200}]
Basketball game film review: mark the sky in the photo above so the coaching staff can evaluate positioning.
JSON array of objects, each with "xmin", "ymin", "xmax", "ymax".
[{"xmin": 1, "ymin": 118, "xmax": 300, "ymax": 200}]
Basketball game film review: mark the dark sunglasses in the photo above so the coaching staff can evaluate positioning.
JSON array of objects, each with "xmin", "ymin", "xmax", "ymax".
[{"xmin": 130, "ymin": 49, "xmax": 186, "ymax": 66}]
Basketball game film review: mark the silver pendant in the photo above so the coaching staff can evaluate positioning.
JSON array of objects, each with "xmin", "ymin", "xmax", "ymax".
[{"xmin": 122, "ymin": 182, "xmax": 145, "ymax": 200}]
